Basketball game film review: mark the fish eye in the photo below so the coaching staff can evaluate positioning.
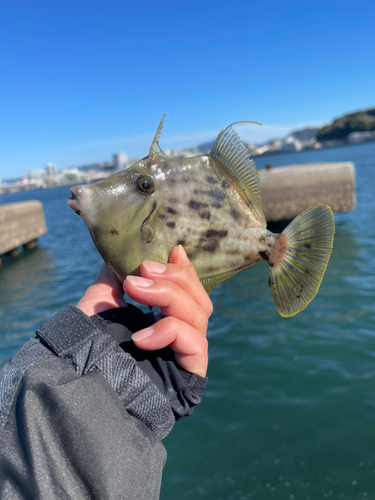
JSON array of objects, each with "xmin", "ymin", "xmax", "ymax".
[{"xmin": 136, "ymin": 175, "xmax": 154, "ymax": 194}]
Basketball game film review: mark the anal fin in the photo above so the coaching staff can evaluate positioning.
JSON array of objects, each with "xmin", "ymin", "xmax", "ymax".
[{"xmin": 201, "ymin": 264, "xmax": 255, "ymax": 294}]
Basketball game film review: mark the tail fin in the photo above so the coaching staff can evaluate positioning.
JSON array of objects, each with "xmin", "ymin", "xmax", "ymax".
[{"xmin": 269, "ymin": 205, "xmax": 335, "ymax": 317}]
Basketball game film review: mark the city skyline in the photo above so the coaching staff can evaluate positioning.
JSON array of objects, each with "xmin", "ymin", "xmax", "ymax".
[{"xmin": 1, "ymin": 0, "xmax": 374, "ymax": 180}]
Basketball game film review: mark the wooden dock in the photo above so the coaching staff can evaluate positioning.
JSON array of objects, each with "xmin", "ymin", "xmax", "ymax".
[
  {"xmin": 0, "ymin": 201, "xmax": 47, "ymax": 264},
  {"xmin": 259, "ymin": 161, "xmax": 355, "ymax": 222}
]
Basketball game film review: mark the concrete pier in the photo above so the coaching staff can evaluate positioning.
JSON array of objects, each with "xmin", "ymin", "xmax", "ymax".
[
  {"xmin": 259, "ymin": 162, "xmax": 355, "ymax": 222},
  {"xmin": 0, "ymin": 201, "xmax": 47, "ymax": 264}
]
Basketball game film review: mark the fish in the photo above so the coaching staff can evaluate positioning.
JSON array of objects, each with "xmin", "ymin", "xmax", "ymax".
[{"xmin": 67, "ymin": 115, "xmax": 335, "ymax": 317}]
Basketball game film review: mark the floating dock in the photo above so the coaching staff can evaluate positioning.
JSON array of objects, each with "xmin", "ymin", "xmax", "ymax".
[
  {"xmin": 259, "ymin": 162, "xmax": 355, "ymax": 222},
  {"xmin": 0, "ymin": 201, "xmax": 47, "ymax": 264}
]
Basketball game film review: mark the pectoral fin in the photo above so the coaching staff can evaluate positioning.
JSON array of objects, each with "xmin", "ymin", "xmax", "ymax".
[{"xmin": 141, "ymin": 202, "xmax": 168, "ymax": 244}]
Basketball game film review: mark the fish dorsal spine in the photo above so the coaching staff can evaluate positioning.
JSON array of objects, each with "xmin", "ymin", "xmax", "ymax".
[
  {"xmin": 210, "ymin": 122, "xmax": 267, "ymax": 227},
  {"xmin": 149, "ymin": 114, "xmax": 170, "ymax": 160}
]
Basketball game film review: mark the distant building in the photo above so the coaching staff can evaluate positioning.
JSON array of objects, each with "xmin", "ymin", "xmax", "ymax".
[
  {"xmin": 46, "ymin": 162, "xmax": 57, "ymax": 179},
  {"xmin": 168, "ymin": 147, "xmax": 198, "ymax": 158},
  {"xmin": 347, "ymin": 131, "xmax": 375, "ymax": 144},
  {"xmin": 60, "ymin": 168, "xmax": 90, "ymax": 182},
  {"xmin": 113, "ymin": 152, "xmax": 129, "ymax": 171},
  {"xmin": 282, "ymin": 136, "xmax": 303, "ymax": 152},
  {"xmin": 29, "ymin": 169, "xmax": 46, "ymax": 181}
]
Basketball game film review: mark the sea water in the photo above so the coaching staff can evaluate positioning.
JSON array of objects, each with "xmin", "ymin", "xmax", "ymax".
[{"xmin": 0, "ymin": 142, "xmax": 374, "ymax": 499}]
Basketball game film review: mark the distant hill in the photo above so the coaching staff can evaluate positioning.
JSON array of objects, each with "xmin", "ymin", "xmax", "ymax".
[
  {"xmin": 197, "ymin": 141, "xmax": 215, "ymax": 153},
  {"xmin": 316, "ymin": 107, "xmax": 375, "ymax": 142}
]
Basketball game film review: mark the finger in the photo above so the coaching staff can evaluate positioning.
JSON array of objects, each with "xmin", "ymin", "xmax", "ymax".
[
  {"xmin": 124, "ymin": 276, "xmax": 209, "ymax": 335},
  {"xmin": 77, "ymin": 263, "xmax": 126, "ymax": 316},
  {"xmin": 140, "ymin": 247, "xmax": 213, "ymax": 318},
  {"xmin": 168, "ymin": 245, "xmax": 197, "ymax": 276},
  {"xmin": 170, "ymin": 246, "xmax": 213, "ymax": 317},
  {"xmin": 131, "ymin": 316, "xmax": 208, "ymax": 377}
]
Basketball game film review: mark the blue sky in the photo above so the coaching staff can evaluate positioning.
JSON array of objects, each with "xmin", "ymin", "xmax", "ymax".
[{"xmin": 1, "ymin": 0, "xmax": 374, "ymax": 180}]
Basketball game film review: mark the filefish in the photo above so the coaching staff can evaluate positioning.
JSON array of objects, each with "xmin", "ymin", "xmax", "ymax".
[{"xmin": 67, "ymin": 115, "xmax": 335, "ymax": 317}]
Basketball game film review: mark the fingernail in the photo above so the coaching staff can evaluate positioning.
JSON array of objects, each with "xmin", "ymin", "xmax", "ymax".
[
  {"xmin": 132, "ymin": 326, "xmax": 154, "ymax": 342},
  {"xmin": 143, "ymin": 261, "xmax": 166, "ymax": 274},
  {"xmin": 178, "ymin": 245, "xmax": 190, "ymax": 265},
  {"xmin": 126, "ymin": 276, "xmax": 154, "ymax": 287}
]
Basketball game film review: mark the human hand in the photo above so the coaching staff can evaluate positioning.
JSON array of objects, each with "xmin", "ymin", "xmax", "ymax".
[
  {"xmin": 76, "ymin": 246, "xmax": 212, "ymax": 377},
  {"xmin": 124, "ymin": 246, "xmax": 213, "ymax": 377},
  {"xmin": 76, "ymin": 262, "xmax": 127, "ymax": 316}
]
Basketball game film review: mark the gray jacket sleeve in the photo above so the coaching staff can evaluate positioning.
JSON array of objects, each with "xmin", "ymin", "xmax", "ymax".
[{"xmin": 0, "ymin": 305, "xmax": 207, "ymax": 500}]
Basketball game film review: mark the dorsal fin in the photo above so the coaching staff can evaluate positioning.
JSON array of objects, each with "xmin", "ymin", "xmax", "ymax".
[
  {"xmin": 149, "ymin": 114, "xmax": 169, "ymax": 159},
  {"xmin": 210, "ymin": 121, "xmax": 267, "ymax": 227}
]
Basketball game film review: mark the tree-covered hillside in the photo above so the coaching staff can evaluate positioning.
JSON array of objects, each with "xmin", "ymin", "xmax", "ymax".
[{"xmin": 316, "ymin": 108, "xmax": 375, "ymax": 142}]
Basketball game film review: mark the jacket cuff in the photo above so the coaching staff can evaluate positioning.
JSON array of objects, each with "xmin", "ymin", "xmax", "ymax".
[{"xmin": 36, "ymin": 305, "xmax": 175, "ymax": 440}]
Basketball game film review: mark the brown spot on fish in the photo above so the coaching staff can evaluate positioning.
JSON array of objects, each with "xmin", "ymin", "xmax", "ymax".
[
  {"xmin": 189, "ymin": 200, "xmax": 209, "ymax": 210},
  {"xmin": 166, "ymin": 221, "xmax": 175, "ymax": 229},
  {"xmin": 222, "ymin": 180, "xmax": 229, "ymax": 189},
  {"xmin": 200, "ymin": 211, "xmax": 211, "ymax": 220},
  {"xmin": 227, "ymin": 249, "xmax": 240, "ymax": 256},
  {"xmin": 158, "ymin": 214, "xmax": 166, "ymax": 219},
  {"xmin": 259, "ymin": 250, "xmax": 270, "ymax": 262},
  {"xmin": 304, "ymin": 243, "xmax": 312, "ymax": 249},
  {"xmin": 167, "ymin": 207, "xmax": 177, "ymax": 215},
  {"xmin": 211, "ymin": 202, "xmax": 222, "ymax": 209},
  {"xmin": 207, "ymin": 190, "xmax": 225, "ymax": 201},
  {"xmin": 231, "ymin": 208, "xmax": 240, "ymax": 220},
  {"xmin": 207, "ymin": 176, "xmax": 218, "ymax": 184},
  {"xmin": 205, "ymin": 229, "xmax": 228, "ymax": 238},
  {"xmin": 111, "ymin": 229, "xmax": 119, "ymax": 235},
  {"xmin": 203, "ymin": 242, "xmax": 218, "ymax": 252}
]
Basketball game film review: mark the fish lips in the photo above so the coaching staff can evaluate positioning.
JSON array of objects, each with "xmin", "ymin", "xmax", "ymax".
[{"xmin": 67, "ymin": 185, "xmax": 84, "ymax": 216}]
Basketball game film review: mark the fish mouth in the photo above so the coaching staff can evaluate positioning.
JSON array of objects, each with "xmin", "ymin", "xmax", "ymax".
[{"xmin": 67, "ymin": 186, "xmax": 83, "ymax": 215}]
